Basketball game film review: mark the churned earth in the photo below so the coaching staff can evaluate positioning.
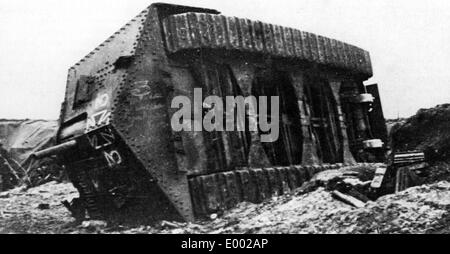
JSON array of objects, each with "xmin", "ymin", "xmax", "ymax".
[
  {"xmin": 0, "ymin": 182, "xmax": 78, "ymax": 234},
  {"xmin": 0, "ymin": 180, "xmax": 449, "ymax": 234},
  {"xmin": 2, "ymin": 104, "xmax": 450, "ymax": 234}
]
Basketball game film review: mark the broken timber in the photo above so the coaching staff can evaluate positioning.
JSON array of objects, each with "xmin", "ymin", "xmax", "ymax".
[
  {"xmin": 393, "ymin": 151, "xmax": 428, "ymax": 193},
  {"xmin": 332, "ymin": 190, "xmax": 366, "ymax": 208}
]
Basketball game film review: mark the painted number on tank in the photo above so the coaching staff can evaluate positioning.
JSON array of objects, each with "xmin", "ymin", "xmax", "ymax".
[
  {"xmin": 94, "ymin": 94, "xmax": 110, "ymax": 109},
  {"xmin": 86, "ymin": 110, "xmax": 111, "ymax": 132},
  {"xmin": 87, "ymin": 127, "xmax": 115, "ymax": 149},
  {"xmin": 104, "ymin": 150, "xmax": 122, "ymax": 168}
]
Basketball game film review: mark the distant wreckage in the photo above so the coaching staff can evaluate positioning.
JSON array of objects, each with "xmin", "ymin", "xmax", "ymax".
[{"xmin": 34, "ymin": 3, "xmax": 388, "ymax": 222}]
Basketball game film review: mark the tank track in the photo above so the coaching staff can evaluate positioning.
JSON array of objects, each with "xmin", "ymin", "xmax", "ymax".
[
  {"xmin": 162, "ymin": 12, "xmax": 372, "ymax": 77},
  {"xmin": 64, "ymin": 154, "xmax": 114, "ymax": 220},
  {"xmin": 73, "ymin": 168, "xmax": 103, "ymax": 219},
  {"xmin": 189, "ymin": 163, "xmax": 375, "ymax": 217},
  {"xmin": 66, "ymin": 159, "xmax": 375, "ymax": 220}
]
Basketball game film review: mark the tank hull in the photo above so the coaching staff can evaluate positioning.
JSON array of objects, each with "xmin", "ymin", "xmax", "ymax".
[{"xmin": 51, "ymin": 3, "xmax": 387, "ymax": 221}]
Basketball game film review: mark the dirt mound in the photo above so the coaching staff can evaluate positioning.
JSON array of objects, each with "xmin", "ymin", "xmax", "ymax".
[
  {"xmin": 0, "ymin": 181, "xmax": 78, "ymax": 233},
  {"xmin": 1, "ymin": 180, "xmax": 449, "ymax": 234},
  {"xmin": 3, "ymin": 105, "xmax": 450, "ymax": 234},
  {"xmin": 196, "ymin": 182, "xmax": 450, "ymax": 234},
  {"xmin": 390, "ymin": 104, "xmax": 450, "ymax": 183},
  {"xmin": 386, "ymin": 118, "xmax": 407, "ymax": 137},
  {"xmin": 391, "ymin": 104, "xmax": 450, "ymax": 158}
]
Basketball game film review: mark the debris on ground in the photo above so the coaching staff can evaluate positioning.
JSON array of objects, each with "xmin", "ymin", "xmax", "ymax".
[
  {"xmin": 0, "ymin": 180, "xmax": 449, "ymax": 234},
  {"xmin": 391, "ymin": 104, "xmax": 450, "ymax": 167},
  {"xmin": 80, "ymin": 220, "xmax": 108, "ymax": 233},
  {"xmin": 0, "ymin": 181, "xmax": 78, "ymax": 234},
  {"xmin": 297, "ymin": 164, "xmax": 382, "ymax": 205},
  {"xmin": 1, "ymin": 106, "xmax": 450, "ymax": 234},
  {"xmin": 37, "ymin": 203, "xmax": 50, "ymax": 210}
]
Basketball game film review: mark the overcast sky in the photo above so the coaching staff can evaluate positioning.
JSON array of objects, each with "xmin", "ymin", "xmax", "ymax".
[{"xmin": 1, "ymin": 0, "xmax": 449, "ymax": 120}]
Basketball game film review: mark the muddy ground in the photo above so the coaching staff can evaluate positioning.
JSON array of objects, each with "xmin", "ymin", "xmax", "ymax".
[
  {"xmin": 1, "ymin": 179, "xmax": 449, "ymax": 234},
  {"xmin": 2, "ymin": 105, "xmax": 450, "ymax": 234}
]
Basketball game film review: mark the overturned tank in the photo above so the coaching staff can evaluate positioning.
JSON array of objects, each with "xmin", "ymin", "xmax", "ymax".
[{"xmin": 35, "ymin": 3, "xmax": 388, "ymax": 221}]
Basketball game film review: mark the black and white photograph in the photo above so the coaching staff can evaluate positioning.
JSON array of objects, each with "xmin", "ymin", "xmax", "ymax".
[{"xmin": 0, "ymin": 0, "xmax": 449, "ymax": 239}]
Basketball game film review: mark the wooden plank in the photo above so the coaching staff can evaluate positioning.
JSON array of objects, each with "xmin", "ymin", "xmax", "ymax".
[
  {"xmin": 371, "ymin": 167, "xmax": 387, "ymax": 189},
  {"xmin": 332, "ymin": 190, "xmax": 365, "ymax": 208}
]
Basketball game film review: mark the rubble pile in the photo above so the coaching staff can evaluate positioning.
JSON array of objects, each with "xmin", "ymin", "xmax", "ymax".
[
  {"xmin": 391, "ymin": 104, "xmax": 450, "ymax": 161},
  {"xmin": 390, "ymin": 104, "xmax": 450, "ymax": 183},
  {"xmin": 297, "ymin": 164, "xmax": 380, "ymax": 193},
  {"xmin": 155, "ymin": 181, "xmax": 450, "ymax": 234},
  {"xmin": 1, "ymin": 178, "xmax": 449, "ymax": 234}
]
